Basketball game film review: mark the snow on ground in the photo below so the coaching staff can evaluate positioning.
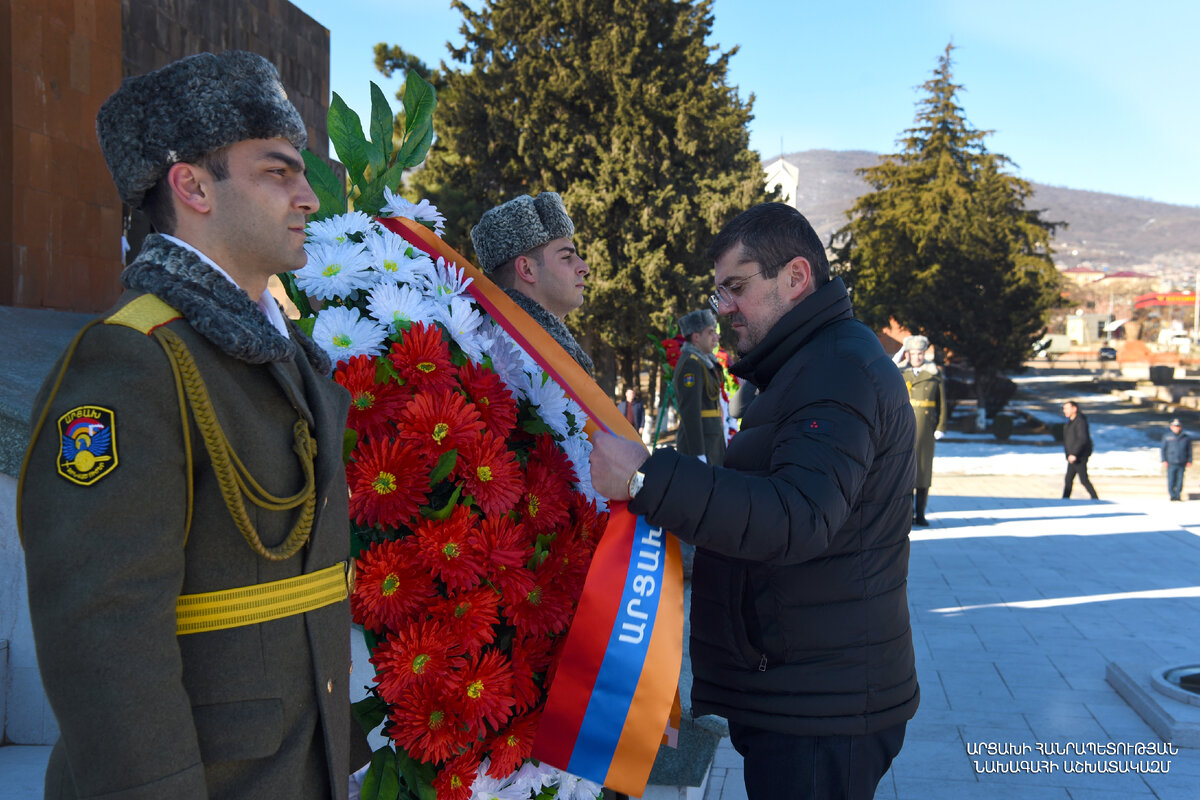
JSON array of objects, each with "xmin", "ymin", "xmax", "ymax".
[{"xmin": 938, "ymin": 386, "xmax": 1165, "ymax": 476}]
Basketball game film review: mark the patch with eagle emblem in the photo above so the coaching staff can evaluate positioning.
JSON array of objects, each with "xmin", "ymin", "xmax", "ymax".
[{"xmin": 56, "ymin": 406, "xmax": 118, "ymax": 486}]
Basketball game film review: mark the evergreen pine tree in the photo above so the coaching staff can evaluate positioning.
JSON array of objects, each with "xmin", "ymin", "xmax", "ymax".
[
  {"xmin": 832, "ymin": 44, "xmax": 1062, "ymax": 416},
  {"xmin": 384, "ymin": 0, "xmax": 768, "ymax": 392}
]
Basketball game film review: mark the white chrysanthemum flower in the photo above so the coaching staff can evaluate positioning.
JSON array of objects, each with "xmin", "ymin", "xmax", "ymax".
[
  {"xmin": 523, "ymin": 371, "xmax": 573, "ymax": 439},
  {"xmin": 429, "ymin": 256, "xmax": 473, "ymax": 301},
  {"xmin": 481, "ymin": 325, "xmax": 537, "ymax": 398},
  {"xmin": 546, "ymin": 768, "xmax": 603, "ymax": 800},
  {"xmin": 305, "ymin": 211, "xmax": 373, "ymax": 245},
  {"xmin": 507, "ymin": 762, "xmax": 555, "ymax": 797},
  {"xmin": 363, "ymin": 229, "xmax": 437, "ymax": 286},
  {"xmin": 438, "ymin": 296, "xmax": 486, "ymax": 362},
  {"xmin": 296, "ymin": 241, "xmax": 376, "ymax": 301},
  {"xmin": 559, "ymin": 433, "xmax": 605, "ymax": 510},
  {"xmin": 366, "ymin": 282, "xmax": 440, "ymax": 334},
  {"xmin": 468, "ymin": 759, "xmax": 529, "ymax": 800},
  {"xmin": 381, "ymin": 187, "xmax": 447, "ymax": 234},
  {"xmin": 310, "ymin": 305, "xmax": 388, "ymax": 365}
]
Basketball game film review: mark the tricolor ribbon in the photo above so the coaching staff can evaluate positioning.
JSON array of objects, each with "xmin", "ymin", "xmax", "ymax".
[{"xmin": 382, "ymin": 218, "xmax": 683, "ymax": 796}]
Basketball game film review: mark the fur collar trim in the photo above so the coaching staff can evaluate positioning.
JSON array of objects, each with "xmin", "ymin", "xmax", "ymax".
[
  {"xmin": 681, "ymin": 341, "xmax": 718, "ymax": 368},
  {"xmin": 502, "ymin": 288, "xmax": 594, "ymax": 376},
  {"xmin": 121, "ymin": 234, "xmax": 331, "ymax": 373}
]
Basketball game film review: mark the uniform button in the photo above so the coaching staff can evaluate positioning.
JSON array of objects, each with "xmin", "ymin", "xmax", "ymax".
[{"xmin": 327, "ymin": 679, "xmax": 333, "ymax": 693}]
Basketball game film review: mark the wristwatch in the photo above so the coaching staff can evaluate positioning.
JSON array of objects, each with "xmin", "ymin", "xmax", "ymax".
[{"xmin": 628, "ymin": 468, "xmax": 647, "ymax": 498}]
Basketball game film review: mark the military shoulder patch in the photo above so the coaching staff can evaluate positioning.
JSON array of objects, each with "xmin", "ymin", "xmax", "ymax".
[
  {"xmin": 682, "ymin": 373, "xmax": 697, "ymax": 388},
  {"xmin": 57, "ymin": 406, "xmax": 119, "ymax": 486}
]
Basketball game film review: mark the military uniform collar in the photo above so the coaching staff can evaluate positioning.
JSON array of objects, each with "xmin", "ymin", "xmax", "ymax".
[{"xmin": 121, "ymin": 234, "xmax": 331, "ymax": 373}]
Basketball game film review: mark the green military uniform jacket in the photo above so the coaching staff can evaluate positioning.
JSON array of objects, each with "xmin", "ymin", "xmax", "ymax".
[
  {"xmin": 673, "ymin": 342, "xmax": 726, "ymax": 466},
  {"xmin": 902, "ymin": 362, "xmax": 947, "ymax": 488},
  {"xmin": 19, "ymin": 235, "xmax": 352, "ymax": 800}
]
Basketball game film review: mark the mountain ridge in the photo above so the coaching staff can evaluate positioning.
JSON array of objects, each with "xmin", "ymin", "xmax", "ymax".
[{"xmin": 767, "ymin": 150, "xmax": 1200, "ymax": 277}]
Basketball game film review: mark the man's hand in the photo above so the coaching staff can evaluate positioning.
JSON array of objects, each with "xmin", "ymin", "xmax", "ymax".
[
  {"xmin": 1068, "ymin": 454, "xmax": 1077, "ymax": 463},
  {"xmin": 934, "ymin": 430, "xmax": 944, "ymax": 440},
  {"xmin": 589, "ymin": 431, "xmax": 651, "ymax": 501}
]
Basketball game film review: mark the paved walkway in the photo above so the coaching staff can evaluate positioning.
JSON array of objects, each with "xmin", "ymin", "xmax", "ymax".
[
  {"xmin": 5, "ymin": 473, "xmax": 1200, "ymax": 799},
  {"xmin": 703, "ymin": 473, "xmax": 1200, "ymax": 800}
]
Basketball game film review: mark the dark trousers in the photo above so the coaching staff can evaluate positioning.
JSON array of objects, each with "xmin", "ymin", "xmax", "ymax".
[
  {"xmin": 1063, "ymin": 458, "xmax": 1099, "ymax": 499},
  {"xmin": 728, "ymin": 720, "xmax": 907, "ymax": 800},
  {"xmin": 1167, "ymin": 464, "xmax": 1186, "ymax": 500}
]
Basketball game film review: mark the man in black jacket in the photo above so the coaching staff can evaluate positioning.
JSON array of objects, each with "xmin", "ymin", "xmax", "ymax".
[
  {"xmin": 1062, "ymin": 400, "xmax": 1100, "ymax": 499},
  {"xmin": 590, "ymin": 203, "xmax": 919, "ymax": 800}
]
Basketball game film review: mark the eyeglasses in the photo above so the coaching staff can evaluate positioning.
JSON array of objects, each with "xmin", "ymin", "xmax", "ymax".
[{"xmin": 709, "ymin": 269, "xmax": 767, "ymax": 313}]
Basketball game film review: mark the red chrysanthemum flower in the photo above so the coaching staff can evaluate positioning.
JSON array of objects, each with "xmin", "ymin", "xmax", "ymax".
[
  {"xmin": 397, "ymin": 389, "xmax": 485, "ymax": 464},
  {"xmin": 450, "ymin": 650, "xmax": 516, "ymax": 730},
  {"xmin": 661, "ymin": 335, "xmax": 684, "ymax": 369},
  {"xmin": 388, "ymin": 683, "xmax": 469, "ymax": 765},
  {"xmin": 347, "ymin": 438, "xmax": 429, "ymax": 529},
  {"xmin": 458, "ymin": 360, "xmax": 519, "ymax": 440},
  {"xmin": 334, "ymin": 355, "xmax": 407, "ymax": 441},
  {"xmin": 372, "ymin": 618, "xmax": 465, "ymax": 701},
  {"xmin": 502, "ymin": 566, "xmax": 573, "ymax": 638},
  {"xmin": 485, "ymin": 710, "xmax": 540, "ymax": 778},
  {"xmin": 388, "ymin": 321, "xmax": 459, "ymax": 394},
  {"xmin": 458, "ymin": 431, "xmax": 524, "ymax": 517},
  {"xmin": 432, "ymin": 587, "xmax": 501, "ymax": 657},
  {"xmin": 351, "ymin": 539, "xmax": 438, "ymax": 634},
  {"xmin": 508, "ymin": 636, "xmax": 551, "ymax": 714},
  {"xmin": 493, "ymin": 563, "xmax": 537, "ymax": 621},
  {"xmin": 544, "ymin": 534, "xmax": 593, "ymax": 598},
  {"xmin": 567, "ymin": 492, "xmax": 608, "ymax": 546},
  {"xmin": 433, "ymin": 750, "xmax": 481, "ymax": 800},
  {"xmin": 413, "ymin": 505, "xmax": 488, "ymax": 592},
  {"xmin": 520, "ymin": 459, "xmax": 573, "ymax": 537},
  {"xmin": 476, "ymin": 516, "xmax": 532, "ymax": 584},
  {"xmin": 529, "ymin": 434, "xmax": 577, "ymax": 485}
]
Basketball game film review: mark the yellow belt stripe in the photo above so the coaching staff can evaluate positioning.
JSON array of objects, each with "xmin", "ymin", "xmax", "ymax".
[
  {"xmin": 176, "ymin": 562, "xmax": 348, "ymax": 635},
  {"xmin": 910, "ymin": 400, "xmax": 937, "ymax": 407},
  {"xmin": 700, "ymin": 409, "xmax": 722, "ymax": 418}
]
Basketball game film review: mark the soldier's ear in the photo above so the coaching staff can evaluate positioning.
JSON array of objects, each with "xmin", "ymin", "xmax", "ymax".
[
  {"xmin": 166, "ymin": 162, "xmax": 214, "ymax": 216},
  {"xmin": 513, "ymin": 254, "xmax": 539, "ymax": 286}
]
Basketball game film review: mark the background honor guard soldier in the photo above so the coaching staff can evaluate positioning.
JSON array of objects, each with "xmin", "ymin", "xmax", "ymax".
[
  {"xmin": 18, "ymin": 52, "xmax": 355, "ymax": 800},
  {"xmin": 893, "ymin": 335, "xmax": 946, "ymax": 526},
  {"xmin": 470, "ymin": 192, "xmax": 594, "ymax": 374},
  {"xmin": 673, "ymin": 309, "xmax": 727, "ymax": 467}
]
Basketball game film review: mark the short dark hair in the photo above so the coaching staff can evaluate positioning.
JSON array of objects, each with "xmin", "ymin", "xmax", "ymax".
[
  {"xmin": 139, "ymin": 148, "xmax": 231, "ymax": 234},
  {"xmin": 706, "ymin": 202, "xmax": 830, "ymax": 287}
]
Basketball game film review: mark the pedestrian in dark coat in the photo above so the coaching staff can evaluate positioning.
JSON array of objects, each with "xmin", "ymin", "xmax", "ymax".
[
  {"xmin": 18, "ymin": 52, "xmax": 354, "ymax": 799},
  {"xmin": 1161, "ymin": 418, "xmax": 1192, "ymax": 501},
  {"xmin": 1062, "ymin": 400, "xmax": 1100, "ymax": 499},
  {"xmin": 617, "ymin": 386, "xmax": 645, "ymax": 436},
  {"xmin": 895, "ymin": 334, "xmax": 947, "ymax": 525},
  {"xmin": 589, "ymin": 203, "xmax": 918, "ymax": 800}
]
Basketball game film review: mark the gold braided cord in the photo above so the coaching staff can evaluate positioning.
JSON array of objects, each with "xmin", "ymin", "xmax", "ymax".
[
  {"xmin": 153, "ymin": 327, "xmax": 317, "ymax": 561},
  {"xmin": 162, "ymin": 334, "xmax": 196, "ymax": 547}
]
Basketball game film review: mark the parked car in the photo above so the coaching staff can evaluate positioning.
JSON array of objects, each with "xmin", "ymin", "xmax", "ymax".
[{"xmin": 1098, "ymin": 346, "xmax": 1118, "ymax": 361}]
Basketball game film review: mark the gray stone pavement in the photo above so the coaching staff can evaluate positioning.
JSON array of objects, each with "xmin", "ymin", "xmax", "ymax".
[
  {"xmin": 703, "ymin": 473, "xmax": 1200, "ymax": 800},
  {"xmin": 5, "ymin": 473, "xmax": 1200, "ymax": 799}
]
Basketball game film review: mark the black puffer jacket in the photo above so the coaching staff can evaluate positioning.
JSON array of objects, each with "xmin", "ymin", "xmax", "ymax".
[{"xmin": 632, "ymin": 278, "xmax": 920, "ymax": 735}]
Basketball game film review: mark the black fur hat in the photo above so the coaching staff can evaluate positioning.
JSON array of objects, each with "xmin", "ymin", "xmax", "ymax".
[
  {"xmin": 470, "ymin": 192, "xmax": 575, "ymax": 274},
  {"xmin": 96, "ymin": 51, "xmax": 307, "ymax": 209}
]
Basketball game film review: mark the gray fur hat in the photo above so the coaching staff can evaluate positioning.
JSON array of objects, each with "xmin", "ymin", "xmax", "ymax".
[
  {"xmin": 96, "ymin": 51, "xmax": 307, "ymax": 209},
  {"xmin": 904, "ymin": 335, "xmax": 931, "ymax": 352},
  {"xmin": 679, "ymin": 309, "xmax": 717, "ymax": 338},
  {"xmin": 470, "ymin": 192, "xmax": 575, "ymax": 274}
]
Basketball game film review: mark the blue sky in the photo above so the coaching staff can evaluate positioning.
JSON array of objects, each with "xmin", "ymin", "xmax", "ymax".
[{"xmin": 290, "ymin": 0, "xmax": 1200, "ymax": 207}]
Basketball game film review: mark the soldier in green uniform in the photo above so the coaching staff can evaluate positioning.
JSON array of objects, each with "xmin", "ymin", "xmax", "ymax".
[
  {"xmin": 895, "ymin": 335, "xmax": 947, "ymax": 526},
  {"xmin": 673, "ymin": 309, "xmax": 726, "ymax": 466},
  {"xmin": 18, "ymin": 52, "xmax": 354, "ymax": 799}
]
